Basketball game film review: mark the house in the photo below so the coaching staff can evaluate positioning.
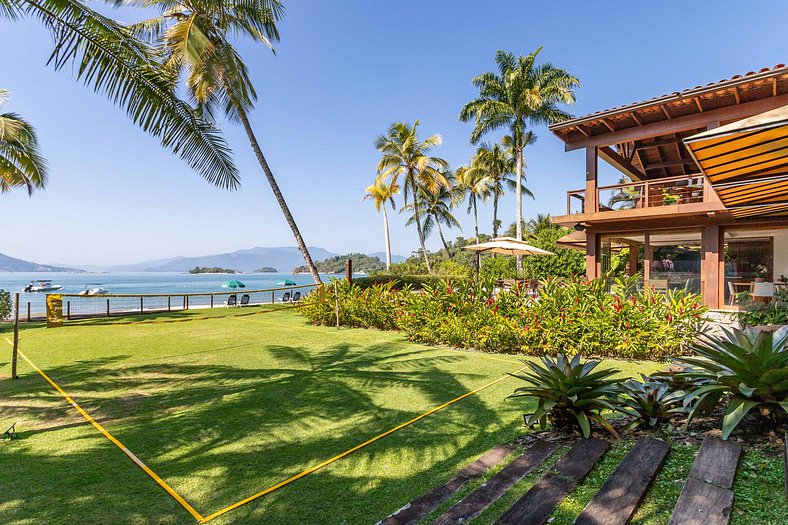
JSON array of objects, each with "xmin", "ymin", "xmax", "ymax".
[{"xmin": 550, "ymin": 65, "xmax": 788, "ymax": 309}]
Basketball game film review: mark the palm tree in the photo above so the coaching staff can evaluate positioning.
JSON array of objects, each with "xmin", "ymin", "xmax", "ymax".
[
  {"xmin": 126, "ymin": 0, "xmax": 324, "ymax": 283},
  {"xmin": 460, "ymin": 48, "xmax": 578, "ymax": 271},
  {"xmin": 403, "ymin": 181, "xmax": 461, "ymax": 258},
  {"xmin": 375, "ymin": 121, "xmax": 449, "ymax": 273},
  {"xmin": 0, "ymin": 0, "xmax": 238, "ymax": 188},
  {"xmin": 524, "ymin": 213, "xmax": 554, "ymax": 238},
  {"xmin": 0, "ymin": 90, "xmax": 47, "ymax": 194},
  {"xmin": 455, "ymin": 164, "xmax": 492, "ymax": 240},
  {"xmin": 362, "ymin": 180, "xmax": 400, "ymax": 270}
]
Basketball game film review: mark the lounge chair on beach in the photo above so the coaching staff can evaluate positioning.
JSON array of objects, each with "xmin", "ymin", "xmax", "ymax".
[
  {"xmin": 225, "ymin": 294, "xmax": 237, "ymax": 307},
  {"xmin": 281, "ymin": 291, "xmax": 291, "ymax": 303},
  {"xmin": 292, "ymin": 291, "xmax": 301, "ymax": 302},
  {"xmin": 240, "ymin": 294, "xmax": 250, "ymax": 307}
]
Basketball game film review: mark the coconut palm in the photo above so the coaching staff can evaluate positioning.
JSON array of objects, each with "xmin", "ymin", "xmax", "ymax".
[
  {"xmin": 0, "ymin": 0, "xmax": 238, "ymax": 188},
  {"xmin": 455, "ymin": 164, "xmax": 493, "ymax": 240},
  {"xmin": 460, "ymin": 48, "xmax": 578, "ymax": 271},
  {"xmin": 125, "ymin": 0, "xmax": 324, "ymax": 283},
  {"xmin": 0, "ymin": 90, "xmax": 47, "ymax": 194},
  {"xmin": 362, "ymin": 180, "xmax": 400, "ymax": 270},
  {"xmin": 403, "ymin": 181, "xmax": 461, "ymax": 258},
  {"xmin": 375, "ymin": 121, "xmax": 449, "ymax": 273}
]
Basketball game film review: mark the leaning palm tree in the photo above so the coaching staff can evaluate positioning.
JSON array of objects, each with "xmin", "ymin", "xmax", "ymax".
[
  {"xmin": 375, "ymin": 121, "xmax": 449, "ymax": 273},
  {"xmin": 0, "ymin": 90, "xmax": 47, "ymax": 194},
  {"xmin": 456, "ymin": 164, "xmax": 493, "ymax": 240},
  {"xmin": 460, "ymin": 48, "xmax": 578, "ymax": 271},
  {"xmin": 362, "ymin": 180, "xmax": 400, "ymax": 270},
  {"xmin": 1, "ymin": 0, "xmax": 238, "ymax": 188},
  {"xmin": 127, "ymin": 0, "xmax": 323, "ymax": 283},
  {"xmin": 403, "ymin": 182, "xmax": 461, "ymax": 258}
]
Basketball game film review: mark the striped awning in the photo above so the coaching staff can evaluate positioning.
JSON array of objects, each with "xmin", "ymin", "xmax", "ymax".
[{"xmin": 684, "ymin": 105, "xmax": 788, "ymax": 218}]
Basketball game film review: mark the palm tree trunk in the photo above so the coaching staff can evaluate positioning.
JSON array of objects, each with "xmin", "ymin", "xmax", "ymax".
[
  {"xmin": 493, "ymin": 190, "xmax": 500, "ymax": 238},
  {"xmin": 472, "ymin": 196, "xmax": 479, "ymax": 240},
  {"xmin": 435, "ymin": 217, "xmax": 452, "ymax": 258},
  {"xmin": 234, "ymin": 104, "xmax": 322, "ymax": 284},
  {"xmin": 412, "ymin": 190, "xmax": 432, "ymax": 273},
  {"xmin": 382, "ymin": 206, "xmax": 392, "ymax": 270},
  {"xmin": 515, "ymin": 147, "xmax": 524, "ymax": 274}
]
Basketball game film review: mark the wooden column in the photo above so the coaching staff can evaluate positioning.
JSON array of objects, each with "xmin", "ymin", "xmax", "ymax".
[
  {"xmin": 702, "ymin": 225, "xmax": 723, "ymax": 309},
  {"xmin": 643, "ymin": 233, "xmax": 652, "ymax": 282},
  {"xmin": 346, "ymin": 258, "xmax": 353, "ymax": 284},
  {"xmin": 628, "ymin": 244, "xmax": 639, "ymax": 276},
  {"xmin": 585, "ymin": 146, "xmax": 598, "ymax": 213},
  {"xmin": 585, "ymin": 231, "xmax": 600, "ymax": 280}
]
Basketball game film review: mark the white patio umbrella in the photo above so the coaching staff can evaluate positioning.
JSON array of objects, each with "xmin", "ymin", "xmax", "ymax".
[{"xmin": 464, "ymin": 237, "xmax": 555, "ymax": 277}]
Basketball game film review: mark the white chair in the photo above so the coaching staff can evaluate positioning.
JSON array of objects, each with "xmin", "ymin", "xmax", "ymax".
[{"xmin": 752, "ymin": 282, "xmax": 774, "ymax": 300}]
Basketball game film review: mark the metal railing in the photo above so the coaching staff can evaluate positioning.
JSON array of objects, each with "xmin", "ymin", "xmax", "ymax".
[{"xmin": 567, "ymin": 175, "xmax": 706, "ymax": 214}]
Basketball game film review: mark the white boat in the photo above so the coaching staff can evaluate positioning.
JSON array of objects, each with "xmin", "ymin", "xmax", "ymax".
[
  {"xmin": 24, "ymin": 280, "xmax": 64, "ymax": 293},
  {"xmin": 78, "ymin": 284, "xmax": 110, "ymax": 296}
]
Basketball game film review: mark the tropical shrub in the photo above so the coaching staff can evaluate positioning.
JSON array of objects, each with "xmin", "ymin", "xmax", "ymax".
[
  {"xmin": 736, "ymin": 276, "xmax": 788, "ymax": 327},
  {"xmin": 508, "ymin": 354, "xmax": 624, "ymax": 438},
  {"xmin": 680, "ymin": 326, "xmax": 788, "ymax": 439},
  {"xmin": 618, "ymin": 376, "xmax": 686, "ymax": 430},
  {"xmin": 520, "ymin": 227, "xmax": 585, "ymax": 280},
  {"xmin": 0, "ymin": 290, "xmax": 11, "ymax": 321},
  {"xmin": 297, "ymin": 280, "xmax": 403, "ymax": 330},
  {"xmin": 353, "ymin": 273, "xmax": 459, "ymax": 290}
]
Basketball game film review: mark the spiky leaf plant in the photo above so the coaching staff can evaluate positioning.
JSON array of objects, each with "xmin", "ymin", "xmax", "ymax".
[
  {"xmin": 680, "ymin": 326, "xmax": 788, "ymax": 439},
  {"xmin": 508, "ymin": 354, "xmax": 623, "ymax": 438},
  {"xmin": 619, "ymin": 375, "xmax": 686, "ymax": 430}
]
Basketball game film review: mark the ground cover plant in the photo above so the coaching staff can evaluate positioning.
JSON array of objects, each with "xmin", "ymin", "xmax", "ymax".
[{"xmin": 299, "ymin": 275, "xmax": 707, "ymax": 359}]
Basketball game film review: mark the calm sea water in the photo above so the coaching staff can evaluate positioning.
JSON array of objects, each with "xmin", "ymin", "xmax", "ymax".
[{"xmin": 0, "ymin": 272, "xmax": 341, "ymax": 314}]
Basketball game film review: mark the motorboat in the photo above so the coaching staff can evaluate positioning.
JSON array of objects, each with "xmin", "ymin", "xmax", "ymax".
[
  {"xmin": 78, "ymin": 284, "xmax": 110, "ymax": 296},
  {"xmin": 23, "ymin": 280, "xmax": 64, "ymax": 293}
]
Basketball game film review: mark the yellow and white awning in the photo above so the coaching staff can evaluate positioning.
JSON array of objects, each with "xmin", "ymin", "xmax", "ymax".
[{"xmin": 684, "ymin": 105, "xmax": 788, "ymax": 218}]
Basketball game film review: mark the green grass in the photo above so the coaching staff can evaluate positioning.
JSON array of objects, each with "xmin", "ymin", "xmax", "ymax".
[{"xmin": 0, "ymin": 307, "xmax": 783, "ymax": 524}]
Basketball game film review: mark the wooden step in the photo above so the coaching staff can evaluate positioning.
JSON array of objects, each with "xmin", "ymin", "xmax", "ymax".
[
  {"xmin": 496, "ymin": 438, "xmax": 609, "ymax": 525},
  {"xmin": 573, "ymin": 437, "xmax": 670, "ymax": 525},
  {"xmin": 668, "ymin": 437, "xmax": 742, "ymax": 525},
  {"xmin": 431, "ymin": 440, "xmax": 558, "ymax": 525},
  {"xmin": 378, "ymin": 443, "xmax": 516, "ymax": 525}
]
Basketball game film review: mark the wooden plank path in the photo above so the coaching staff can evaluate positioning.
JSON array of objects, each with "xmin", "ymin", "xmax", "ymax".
[
  {"xmin": 495, "ymin": 438, "xmax": 609, "ymax": 525},
  {"xmin": 668, "ymin": 437, "xmax": 742, "ymax": 525},
  {"xmin": 573, "ymin": 437, "xmax": 670, "ymax": 525},
  {"xmin": 431, "ymin": 440, "xmax": 559, "ymax": 525},
  {"xmin": 377, "ymin": 444, "xmax": 517, "ymax": 525}
]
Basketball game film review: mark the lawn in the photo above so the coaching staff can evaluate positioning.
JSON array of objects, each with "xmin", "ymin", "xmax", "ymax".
[{"xmin": 0, "ymin": 307, "xmax": 783, "ymax": 524}]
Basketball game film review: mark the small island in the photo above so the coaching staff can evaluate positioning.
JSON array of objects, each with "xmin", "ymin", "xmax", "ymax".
[
  {"xmin": 188, "ymin": 266, "xmax": 237, "ymax": 274},
  {"xmin": 254, "ymin": 267, "xmax": 278, "ymax": 273}
]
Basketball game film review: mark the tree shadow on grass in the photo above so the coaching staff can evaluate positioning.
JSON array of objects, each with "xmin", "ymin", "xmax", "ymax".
[{"xmin": 0, "ymin": 339, "xmax": 530, "ymax": 524}]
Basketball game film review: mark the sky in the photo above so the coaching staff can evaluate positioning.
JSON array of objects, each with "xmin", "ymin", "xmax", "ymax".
[{"xmin": 1, "ymin": 1, "xmax": 787, "ymax": 267}]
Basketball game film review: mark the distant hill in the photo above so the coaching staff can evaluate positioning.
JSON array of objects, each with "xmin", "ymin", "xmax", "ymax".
[
  {"xmin": 367, "ymin": 252, "xmax": 406, "ymax": 264},
  {"xmin": 125, "ymin": 246, "xmax": 339, "ymax": 273},
  {"xmin": 294, "ymin": 253, "xmax": 385, "ymax": 274},
  {"xmin": 0, "ymin": 252, "xmax": 82, "ymax": 272}
]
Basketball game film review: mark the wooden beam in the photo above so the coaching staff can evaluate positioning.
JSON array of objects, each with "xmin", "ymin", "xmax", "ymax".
[
  {"xmin": 694, "ymin": 97, "xmax": 704, "ymax": 112},
  {"xmin": 644, "ymin": 158, "xmax": 699, "ymax": 170},
  {"xmin": 733, "ymin": 86, "xmax": 741, "ymax": 104},
  {"xmin": 661, "ymin": 105, "xmax": 673, "ymax": 119},
  {"xmin": 635, "ymin": 136, "xmax": 688, "ymax": 150},
  {"xmin": 774, "ymin": 77, "xmax": 779, "ymax": 97},
  {"xmin": 599, "ymin": 146, "xmax": 647, "ymax": 181},
  {"xmin": 562, "ymin": 94, "xmax": 788, "ymax": 151},
  {"xmin": 631, "ymin": 112, "xmax": 642, "ymax": 126},
  {"xmin": 602, "ymin": 118, "xmax": 616, "ymax": 132}
]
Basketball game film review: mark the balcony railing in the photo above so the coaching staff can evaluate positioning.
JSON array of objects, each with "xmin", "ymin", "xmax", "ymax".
[{"xmin": 567, "ymin": 175, "xmax": 706, "ymax": 215}]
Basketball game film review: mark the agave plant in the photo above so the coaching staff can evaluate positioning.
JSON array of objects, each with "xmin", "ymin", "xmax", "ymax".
[
  {"xmin": 680, "ymin": 326, "xmax": 788, "ymax": 439},
  {"xmin": 619, "ymin": 375, "xmax": 686, "ymax": 430},
  {"xmin": 508, "ymin": 354, "xmax": 623, "ymax": 438}
]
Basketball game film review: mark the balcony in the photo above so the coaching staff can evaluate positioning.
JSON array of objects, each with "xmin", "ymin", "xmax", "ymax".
[{"xmin": 556, "ymin": 175, "xmax": 726, "ymax": 225}]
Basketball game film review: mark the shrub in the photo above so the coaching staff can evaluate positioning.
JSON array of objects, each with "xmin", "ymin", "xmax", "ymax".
[
  {"xmin": 508, "ymin": 354, "xmax": 624, "ymax": 438},
  {"xmin": 520, "ymin": 227, "xmax": 585, "ymax": 280},
  {"xmin": 298, "ymin": 280, "xmax": 402, "ymax": 330},
  {"xmin": 680, "ymin": 326, "xmax": 788, "ymax": 439},
  {"xmin": 619, "ymin": 376, "xmax": 686, "ymax": 430},
  {"xmin": 0, "ymin": 290, "xmax": 11, "ymax": 321},
  {"xmin": 353, "ymin": 273, "xmax": 459, "ymax": 290},
  {"xmin": 736, "ymin": 276, "xmax": 788, "ymax": 327}
]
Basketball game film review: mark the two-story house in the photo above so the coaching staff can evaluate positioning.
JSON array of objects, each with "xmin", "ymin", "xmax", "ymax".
[{"xmin": 549, "ymin": 65, "xmax": 788, "ymax": 309}]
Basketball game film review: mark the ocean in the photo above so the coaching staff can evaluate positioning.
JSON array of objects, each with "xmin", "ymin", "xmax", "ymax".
[{"xmin": 0, "ymin": 272, "xmax": 341, "ymax": 315}]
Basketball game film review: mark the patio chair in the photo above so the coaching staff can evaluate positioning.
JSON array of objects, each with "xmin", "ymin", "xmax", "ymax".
[
  {"xmin": 727, "ymin": 282, "xmax": 737, "ymax": 306},
  {"xmin": 239, "ymin": 294, "xmax": 250, "ymax": 307},
  {"xmin": 224, "ymin": 294, "xmax": 237, "ymax": 307},
  {"xmin": 752, "ymin": 282, "xmax": 774, "ymax": 303},
  {"xmin": 281, "ymin": 291, "xmax": 291, "ymax": 303},
  {"xmin": 292, "ymin": 291, "xmax": 301, "ymax": 302},
  {"xmin": 2, "ymin": 422, "xmax": 17, "ymax": 440},
  {"xmin": 648, "ymin": 279, "xmax": 669, "ymax": 293}
]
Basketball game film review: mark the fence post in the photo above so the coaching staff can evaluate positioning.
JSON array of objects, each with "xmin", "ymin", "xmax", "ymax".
[
  {"xmin": 210, "ymin": 294, "xmax": 214, "ymax": 308},
  {"xmin": 106, "ymin": 299, "xmax": 110, "ymax": 317},
  {"xmin": 183, "ymin": 296, "xmax": 186, "ymax": 309},
  {"xmin": 27, "ymin": 302, "xmax": 30, "ymax": 322},
  {"xmin": 271, "ymin": 290, "xmax": 275, "ymax": 303},
  {"xmin": 168, "ymin": 296, "xmax": 171, "ymax": 312},
  {"xmin": 140, "ymin": 297, "xmax": 144, "ymax": 314},
  {"xmin": 11, "ymin": 293, "xmax": 19, "ymax": 379},
  {"xmin": 346, "ymin": 258, "xmax": 353, "ymax": 284},
  {"xmin": 333, "ymin": 280, "xmax": 340, "ymax": 329},
  {"xmin": 186, "ymin": 296, "xmax": 189, "ymax": 310},
  {"xmin": 67, "ymin": 301, "xmax": 71, "ymax": 320}
]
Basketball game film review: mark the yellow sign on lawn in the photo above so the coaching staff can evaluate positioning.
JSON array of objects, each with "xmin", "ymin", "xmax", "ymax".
[{"xmin": 46, "ymin": 294, "xmax": 63, "ymax": 328}]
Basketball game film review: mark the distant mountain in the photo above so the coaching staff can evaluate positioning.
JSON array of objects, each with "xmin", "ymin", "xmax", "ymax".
[
  {"xmin": 133, "ymin": 246, "xmax": 339, "ymax": 273},
  {"xmin": 0, "ymin": 252, "xmax": 83, "ymax": 272},
  {"xmin": 367, "ymin": 252, "xmax": 406, "ymax": 263}
]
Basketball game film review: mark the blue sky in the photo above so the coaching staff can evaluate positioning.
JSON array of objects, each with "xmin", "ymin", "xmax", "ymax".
[{"xmin": 2, "ymin": 1, "xmax": 787, "ymax": 266}]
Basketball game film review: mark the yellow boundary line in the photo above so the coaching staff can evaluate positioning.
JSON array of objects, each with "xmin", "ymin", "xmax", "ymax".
[
  {"xmin": 5, "ymin": 335, "xmax": 524, "ymax": 523},
  {"xmin": 4, "ymin": 338, "xmax": 204, "ymax": 522}
]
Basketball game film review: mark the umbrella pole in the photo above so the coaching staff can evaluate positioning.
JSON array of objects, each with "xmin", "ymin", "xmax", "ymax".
[{"xmin": 475, "ymin": 252, "xmax": 480, "ymax": 280}]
